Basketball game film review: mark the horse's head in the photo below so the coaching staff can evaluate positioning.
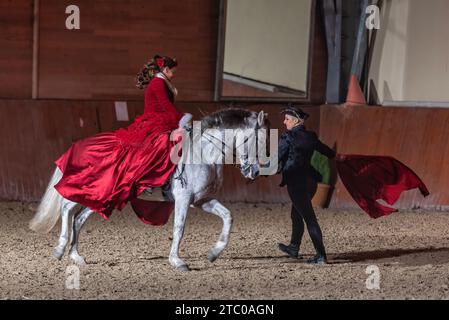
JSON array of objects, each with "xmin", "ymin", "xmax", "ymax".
[
  {"xmin": 235, "ymin": 110, "xmax": 270, "ymax": 180},
  {"xmin": 200, "ymin": 108, "xmax": 270, "ymax": 180},
  {"xmin": 201, "ymin": 108, "xmax": 269, "ymax": 180}
]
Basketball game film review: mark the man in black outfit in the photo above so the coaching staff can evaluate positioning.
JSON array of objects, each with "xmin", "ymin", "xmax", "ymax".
[{"xmin": 277, "ymin": 104, "xmax": 336, "ymax": 265}]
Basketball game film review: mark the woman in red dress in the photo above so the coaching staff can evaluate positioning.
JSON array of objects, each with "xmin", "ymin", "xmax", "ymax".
[{"xmin": 54, "ymin": 55, "xmax": 188, "ymax": 220}]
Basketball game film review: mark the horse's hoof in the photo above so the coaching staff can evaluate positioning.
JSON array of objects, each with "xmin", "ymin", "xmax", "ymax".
[
  {"xmin": 70, "ymin": 255, "xmax": 87, "ymax": 266},
  {"xmin": 53, "ymin": 248, "xmax": 64, "ymax": 260},
  {"xmin": 208, "ymin": 251, "xmax": 218, "ymax": 263},
  {"xmin": 177, "ymin": 264, "xmax": 190, "ymax": 272}
]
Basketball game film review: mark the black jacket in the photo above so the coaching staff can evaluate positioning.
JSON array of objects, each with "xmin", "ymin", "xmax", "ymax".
[{"xmin": 278, "ymin": 125, "xmax": 335, "ymax": 187}]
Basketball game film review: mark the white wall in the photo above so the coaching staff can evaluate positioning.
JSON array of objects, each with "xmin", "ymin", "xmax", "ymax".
[
  {"xmin": 369, "ymin": 0, "xmax": 410, "ymax": 101},
  {"xmin": 403, "ymin": 0, "xmax": 449, "ymax": 102},
  {"xmin": 369, "ymin": 0, "xmax": 449, "ymax": 104},
  {"xmin": 224, "ymin": 0, "xmax": 312, "ymax": 92}
]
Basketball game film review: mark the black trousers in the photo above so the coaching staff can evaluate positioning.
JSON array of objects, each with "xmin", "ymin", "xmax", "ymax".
[{"xmin": 286, "ymin": 181, "xmax": 326, "ymax": 257}]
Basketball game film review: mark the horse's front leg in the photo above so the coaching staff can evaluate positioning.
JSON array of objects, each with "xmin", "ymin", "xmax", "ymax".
[
  {"xmin": 200, "ymin": 199, "xmax": 232, "ymax": 263},
  {"xmin": 169, "ymin": 196, "xmax": 191, "ymax": 272}
]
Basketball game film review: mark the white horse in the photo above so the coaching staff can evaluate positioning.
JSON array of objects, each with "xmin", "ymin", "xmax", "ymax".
[{"xmin": 29, "ymin": 108, "xmax": 270, "ymax": 272}]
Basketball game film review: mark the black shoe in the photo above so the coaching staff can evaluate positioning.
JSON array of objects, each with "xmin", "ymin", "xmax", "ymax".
[
  {"xmin": 278, "ymin": 243, "xmax": 300, "ymax": 259},
  {"xmin": 306, "ymin": 254, "xmax": 327, "ymax": 265}
]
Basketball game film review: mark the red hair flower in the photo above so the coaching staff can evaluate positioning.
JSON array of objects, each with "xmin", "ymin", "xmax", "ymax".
[{"xmin": 156, "ymin": 58, "xmax": 165, "ymax": 69}]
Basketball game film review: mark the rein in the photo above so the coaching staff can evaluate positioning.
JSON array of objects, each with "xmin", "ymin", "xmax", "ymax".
[{"xmin": 202, "ymin": 128, "xmax": 258, "ymax": 170}]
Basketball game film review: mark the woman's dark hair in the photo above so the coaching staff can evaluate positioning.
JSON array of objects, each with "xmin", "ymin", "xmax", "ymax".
[{"xmin": 136, "ymin": 54, "xmax": 178, "ymax": 89}]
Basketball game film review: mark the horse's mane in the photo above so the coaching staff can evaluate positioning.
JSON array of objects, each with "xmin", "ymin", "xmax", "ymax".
[{"xmin": 201, "ymin": 108, "xmax": 254, "ymax": 129}]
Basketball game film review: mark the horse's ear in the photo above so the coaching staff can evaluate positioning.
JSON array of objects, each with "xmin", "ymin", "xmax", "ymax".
[{"xmin": 257, "ymin": 111, "xmax": 265, "ymax": 126}]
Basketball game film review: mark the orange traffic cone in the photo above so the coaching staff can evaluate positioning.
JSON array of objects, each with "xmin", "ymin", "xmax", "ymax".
[{"xmin": 346, "ymin": 74, "xmax": 366, "ymax": 106}]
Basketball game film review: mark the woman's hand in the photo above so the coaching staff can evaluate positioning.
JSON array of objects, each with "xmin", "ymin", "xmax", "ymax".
[{"xmin": 178, "ymin": 113, "xmax": 193, "ymax": 129}]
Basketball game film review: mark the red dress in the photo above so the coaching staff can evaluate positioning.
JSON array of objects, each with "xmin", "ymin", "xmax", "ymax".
[{"xmin": 54, "ymin": 77, "xmax": 184, "ymax": 220}]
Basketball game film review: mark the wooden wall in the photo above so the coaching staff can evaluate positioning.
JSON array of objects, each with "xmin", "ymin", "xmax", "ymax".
[
  {"xmin": 0, "ymin": 0, "xmax": 33, "ymax": 98},
  {"xmin": 320, "ymin": 105, "xmax": 449, "ymax": 210},
  {"xmin": 4, "ymin": 101, "xmax": 449, "ymax": 208},
  {"xmin": 37, "ymin": 0, "xmax": 219, "ymax": 101},
  {"xmin": 0, "ymin": 99, "xmax": 319, "ymax": 202},
  {"xmin": 0, "ymin": 100, "xmax": 95, "ymax": 200},
  {"xmin": 35, "ymin": 0, "xmax": 327, "ymax": 102}
]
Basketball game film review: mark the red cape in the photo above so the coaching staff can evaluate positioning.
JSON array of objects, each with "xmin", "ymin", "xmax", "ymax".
[{"xmin": 336, "ymin": 154, "xmax": 429, "ymax": 218}]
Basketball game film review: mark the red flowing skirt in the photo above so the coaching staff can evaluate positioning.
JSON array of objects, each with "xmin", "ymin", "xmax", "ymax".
[{"xmin": 54, "ymin": 112, "xmax": 181, "ymax": 220}]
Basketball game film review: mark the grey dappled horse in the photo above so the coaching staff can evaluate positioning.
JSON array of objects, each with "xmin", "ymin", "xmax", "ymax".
[{"xmin": 29, "ymin": 108, "xmax": 270, "ymax": 271}]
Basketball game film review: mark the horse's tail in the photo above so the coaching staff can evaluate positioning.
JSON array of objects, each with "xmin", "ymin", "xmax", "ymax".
[{"xmin": 29, "ymin": 167, "xmax": 63, "ymax": 233}]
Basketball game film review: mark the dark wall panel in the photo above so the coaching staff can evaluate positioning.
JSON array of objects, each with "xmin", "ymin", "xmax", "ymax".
[{"xmin": 310, "ymin": 1, "xmax": 327, "ymax": 104}]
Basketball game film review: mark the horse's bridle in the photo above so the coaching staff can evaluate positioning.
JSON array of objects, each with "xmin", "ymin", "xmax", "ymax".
[{"xmin": 201, "ymin": 123, "xmax": 261, "ymax": 170}]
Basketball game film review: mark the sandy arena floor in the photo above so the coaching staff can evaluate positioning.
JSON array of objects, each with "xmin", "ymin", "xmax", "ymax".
[{"xmin": 1, "ymin": 201, "xmax": 449, "ymax": 300}]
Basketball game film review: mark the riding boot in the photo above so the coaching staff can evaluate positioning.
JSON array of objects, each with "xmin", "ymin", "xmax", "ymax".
[
  {"xmin": 306, "ymin": 253, "xmax": 327, "ymax": 265},
  {"xmin": 278, "ymin": 243, "xmax": 301, "ymax": 259}
]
